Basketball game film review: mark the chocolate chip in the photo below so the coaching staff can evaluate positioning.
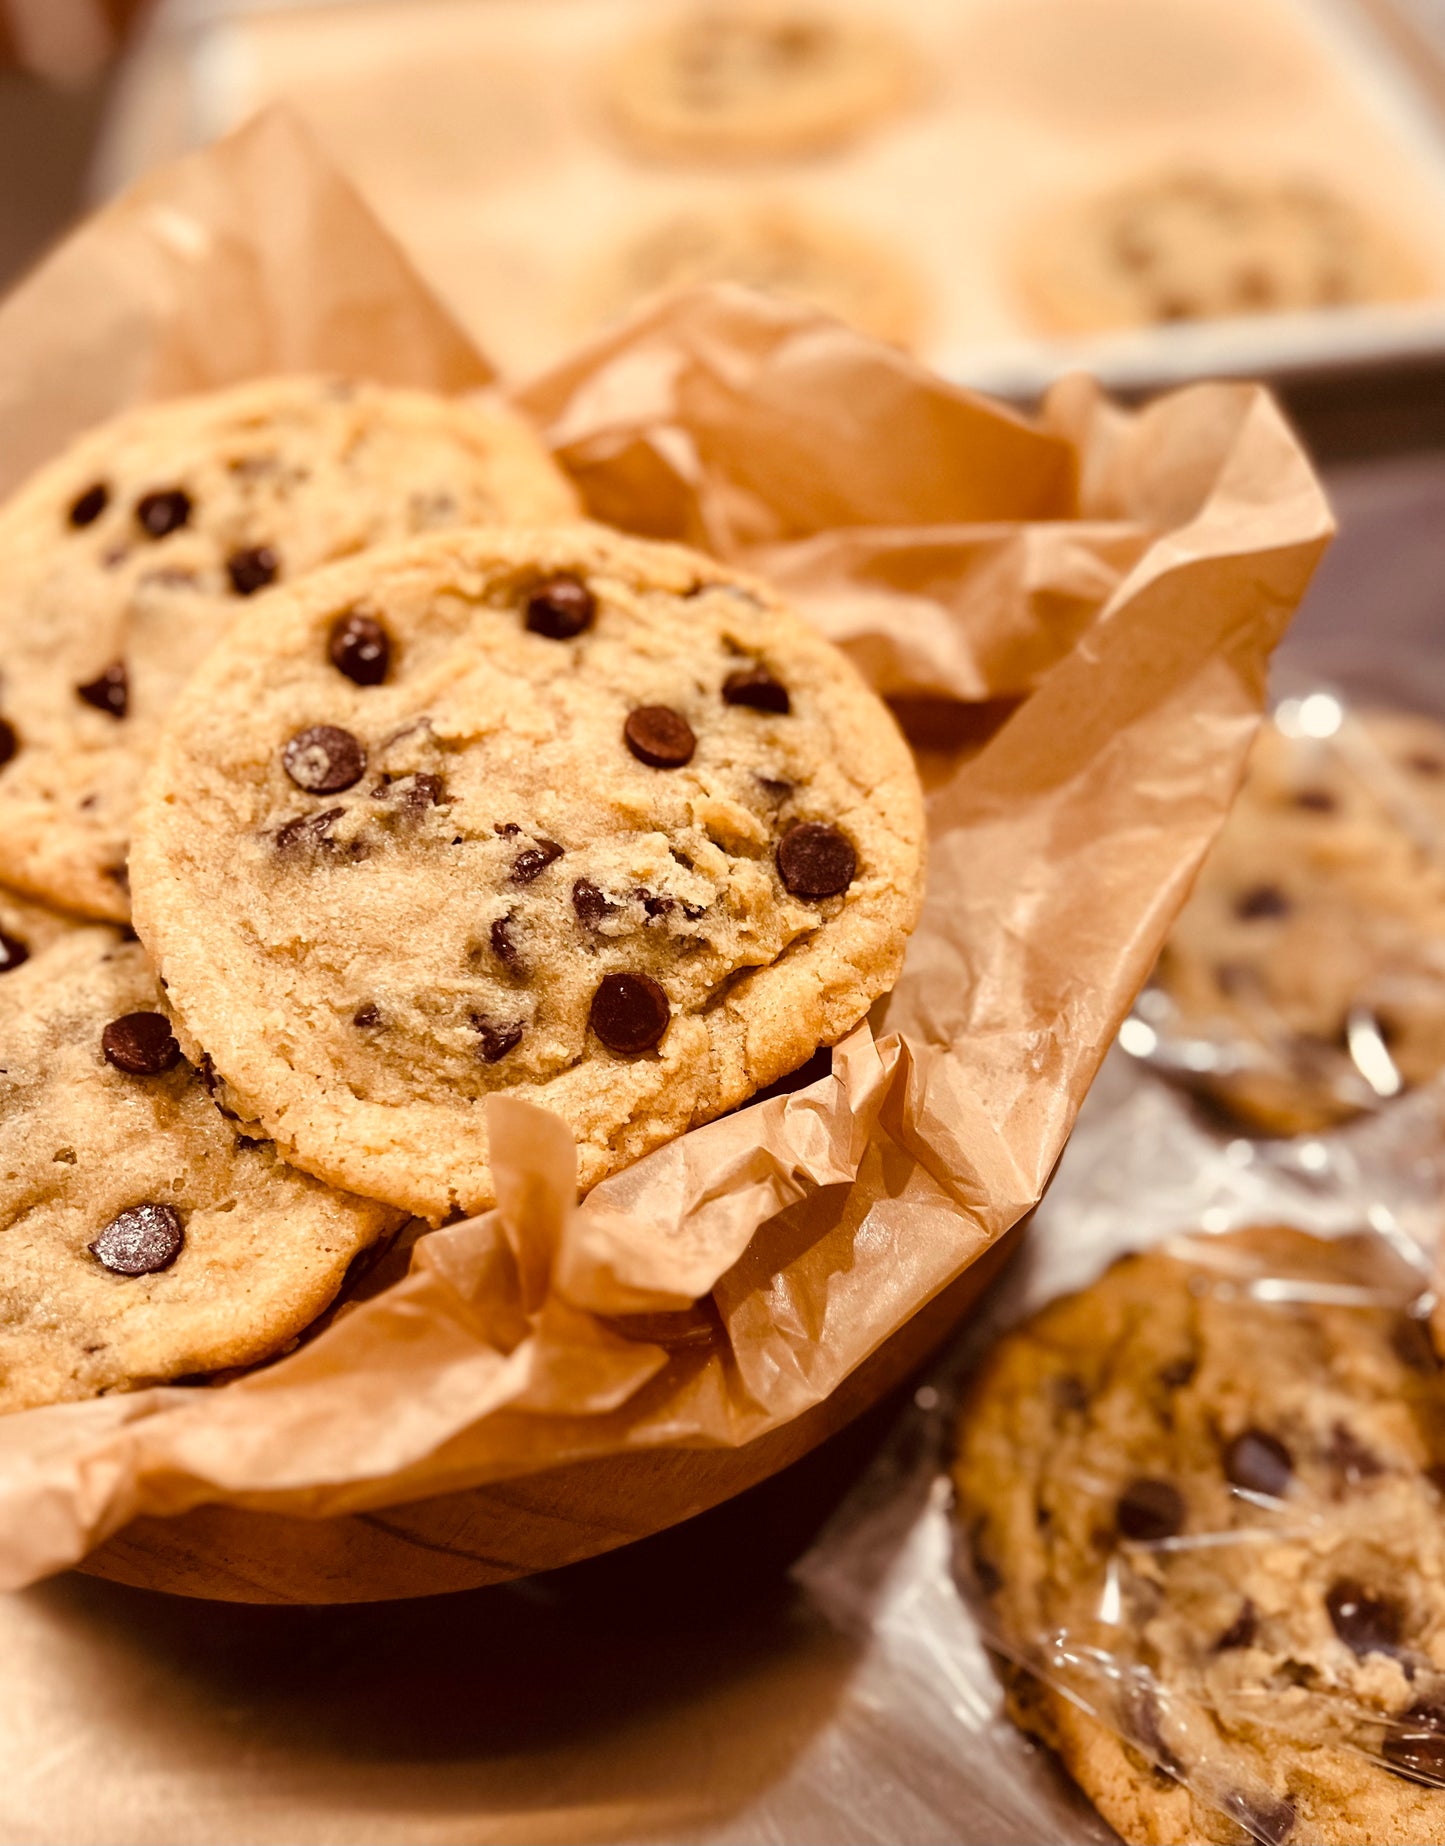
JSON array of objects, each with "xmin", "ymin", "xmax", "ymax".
[
  {"xmin": 526, "ymin": 576, "xmax": 595, "ymax": 640},
  {"xmin": 1383, "ymin": 1700, "xmax": 1445, "ymax": 1786},
  {"xmin": 283, "ymin": 726, "xmax": 365, "ymax": 793},
  {"xmin": 1391, "ymin": 1314, "xmax": 1441, "ymax": 1374},
  {"xmin": 76, "ymin": 661, "xmax": 128, "ymax": 719},
  {"xmin": 69, "ymin": 482, "xmax": 108, "ymax": 528},
  {"xmin": 1116, "ymin": 1477, "xmax": 1185, "ymax": 1543},
  {"xmin": 1325, "ymin": 1421, "xmax": 1385, "ymax": 1483},
  {"xmin": 1235, "ymin": 884, "xmax": 1290, "ymax": 921},
  {"xmin": 635, "ymin": 887, "xmax": 675, "ymax": 921},
  {"xmin": 723, "ymin": 665, "xmax": 791, "ymax": 714},
  {"xmin": 1221, "ymin": 1790, "xmax": 1295, "ymax": 1845},
  {"xmin": 136, "ymin": 488, "xmax": 191, "ymax": 538},
  {"xmin": 511, "ymin": 838, "xmax": 564, "ymax": 883},
  {"xmin": 1326, "ymin": 1579, "xmax": 1402, "ymax": 1656},
  {"xmin": 274, "ymin": 807, "xmax": 344, "ymax": 855},
  {"xmin": 1126, "ymin": 1688, "xmax": 1184, "ymax": 1778},
  {"xmin": 0, "ymin": 929, "xmax": 27, "ymax": 973},
  {"xmin": 1225, "ymin": 1429, "xmax": 1293, "ymax": 1498},
  {"xmin": 399, "ymin": 773, "xmax": 444, "ymax": 818},
  {"xmin": 1158, "ymin": 1355, "xmax": 1197, "ymax": 1389},
  {"xmin": 227, "ymin": 545, "xmax": 279, "ymax": 597},
  {"xmin": 625, "ymin": 706, "xmax": 696, "ymax": 769},
  {"xmin": 1216, "ymin": 1600, "xmax": 1258, "ymax": 1651},
  {"xmin": 777, "ymin": 821, "xmax": 856, "ymax": 900},
  {"xmin": 329, "ymin": 611, "xmax": 390, "ymax": 685},
  {"xmin": 102, "ymin": 1011, "xmax": 180, "ymax": 1076},
  {"xmin": 1293, "ymin": 787, "xmax": 1337, "ymax": 813},
  {"xmin": 0, "ymin": 718, "xmax": 14, "ymax": 769},
  {"xmin": 89, "ymin": 1202, "xmax": 184, "ymax": 1276},
  {"xmin": 490, "ymin": 915, "xmax": 518, "ymax": 965},
  {"xmin": 473, "ymin": 1016, "xmax": 523, "ymax": 1063},
  {"xmin": 590, "ymin": 972, "xmax": 670, "ymax": 1055},
  {"xmin": 352, "ymin": 1003, "xmax": 382, "ymax": 1028},
  {"xmin": 573, "ymin": 878, "xmax": 612, "ymax": 930}
]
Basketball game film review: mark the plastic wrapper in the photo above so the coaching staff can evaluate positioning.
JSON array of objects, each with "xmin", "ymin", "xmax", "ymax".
[
  {"xmin": 793, "ymin": 1042, "xmax": 1445, "ymax": 1845},
  {"xmin": 0, "ymin": 109, "xmax": 1331, "ymax": 1592}
]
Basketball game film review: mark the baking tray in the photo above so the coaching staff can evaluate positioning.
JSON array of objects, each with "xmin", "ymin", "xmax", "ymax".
[{"xmin": 96, "ymin": 0, "xmax": 1445, "ymax": 390}]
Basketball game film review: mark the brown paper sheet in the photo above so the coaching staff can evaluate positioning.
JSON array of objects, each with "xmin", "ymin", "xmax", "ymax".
[{"xmin": 0, "ymin": 110, "xmax": 1332, "ymax": 1591}]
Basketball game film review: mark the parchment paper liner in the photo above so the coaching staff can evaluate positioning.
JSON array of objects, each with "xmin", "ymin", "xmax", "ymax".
[{"xmin": 0, "ymin": 112, "xmax": 1331, "ymax": 1590}]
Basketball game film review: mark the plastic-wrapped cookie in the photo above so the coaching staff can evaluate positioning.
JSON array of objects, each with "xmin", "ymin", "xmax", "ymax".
[
  {"xmin": 955, "ymin": 1227, "xmax": 1445, "ymax": 1846},
  {"xmin": 1018, "ymin": 170, "xmax": 1425, "ymax": 334},
  {"xmin": 601, "ymin": 2, "xmax": 917, "ymax": 162},
  {"xmin": 582, "ymin": 200, "xmax": 924, "ymax": 349},
  {"xmin": 131, "ymin": 523, "xmax": 927, "ymax": 1221},
  {"xmin": 1141, "ymin": 706, "xmax": 1445, "ymax": 1135},
  {"xmin": 0, "ymin": 930, "xmax": 402, "ymax": 1413},
  {"xmin": 0, "ymin": 375, "xmax": 577, "ymax": 923}
]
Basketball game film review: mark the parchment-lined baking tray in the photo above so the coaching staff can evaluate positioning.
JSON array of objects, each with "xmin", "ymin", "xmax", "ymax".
[{"xmin": 100, "ymin": 0, "xmax": 1445, "ymax": 389}]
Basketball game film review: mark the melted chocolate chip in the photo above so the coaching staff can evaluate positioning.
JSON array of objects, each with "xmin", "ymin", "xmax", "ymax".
[
  {"xmin": 573, "ymin": 878, "xmax": 612, "ymax": 930},
  {"xmin": 1326, "ymin": 1579, "xmax": 1402, "ymax": 1656},
  {"xmin": 490, "ymin": 915, "xmax": 518, "ymax": 965},
  {"xmin": 136, "ymin": 488, "xmax": 192, "ymax": 538},
  {"xmin": 1235, "ymin": 884, "xmax": 1290, "ymax": 921},
  {"xmin": 283, "ymin": 725, "xmax": 366, "ymax": 794},
  {"xmin": 473, "ymin": 1016, "xmax": 523, "ymax": 1063},
  {"xmin": 1216, "ymin": 1600, "xmax": 1258, "ymax": 1651},
  {"xmin": 1158, "ymin": 1355, "xmax": 1198, "ymax": 1390},
  {"xmin": 1116, "ymin": 1477, "xmax": 1185, "ymax": 1543},
  {"xmin": 625, "ymin": 706, "xmax": 696, "ymax": 769},
  {"xmin": 0, "ymin": 929, "xmax": 27, "ymax": 973},
  {"xmin": 1383, "ymin": 1700, "xmax": 1445, "ymax": 1787},
  {"xmin": 636, "ymin": 888, "xmax": 675, "ymax": 921},
  {"xmin": 76, "ymin": 661, "xmax": 128, "ymax": 719},
  {"xmin": 274, "ymin": 807, "xmax": 345, "ymax": 855},
  {"xmin": 69, "ymin": 482, "xmax": 108, "ymax": 528},
  {"xmin": 512, "ymin": 838, "xmax": 564, "ymax": 883},
  {"xmin": 590, "ymin": 972, "xmax": 671, "ymax": 1055},
  {"xmin": 1293, "ymin": 787, "xmax": 1337, "ymax": 813},
  {"xmin": 0, "ymin": 718, "xmax": 14, "ymax": 769},
  {"xmin": 1221, "ymin": 1790, "xmax": 1295, "ymax": 1845},
  {"xmin": 226, "ymin": 546, "xmax": 279, "ymax": 597},
  {"xmin": 101, "ymin": 1011, "xmax": 180, "ymax": 1076},
  {"xmin": 1225, "ymin": 1429, "xmax": 1293, "ymax": 1498},
  {"xmin": 1391, "ymin": 1314, "xmax": 1441, "ymax": 1375},
  {"xmin": 352, "ymin": 1003, "xmax": 382, "ymax": 1028},
  {"xmin": 1325, "ymin": 1421, "xmax": 1385, "ymax": 1483},
  {"xmin": 526, "ymin": 576, "xmax": 596, "ymax": 640},
  {"xmin": 89, "ymin": 1201, "xmax": 184, "ymax": 1276},
  {"xmin": 329, "ymin": 611, "xmax": 390, "ymax": 685},
  {"xmin": 777, "ymin": 821, "xmax": 856, "ymax": 900},
  {"xmin": 723, "ymin": 665, "xmax": 791, "ymax": 714}
]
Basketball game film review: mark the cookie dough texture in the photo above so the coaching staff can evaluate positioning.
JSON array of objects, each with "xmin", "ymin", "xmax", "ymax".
[
  {"xmin": 131, "ymin": 523, "xmax": 926, "ymax": 1221},
  {"xmin": 955, "ymin": 1228, "xmax": 1445, "ymax": 1846},
  {"xmin": 1153, "ymin": 708, "xmax": 1445, "ymax": 1134},
  {"xmin": 0, "ymin": 375, "xmax": 577, "ymax": 923},
  {"xmin": 584, "ymin": 200, "xmax": 924, "ymax": 349},
  {"xmin": 601, "ymin": 3, "xmax": 916, "ymax": 161},
  {"xmin": 0, "ymin": 930, "xmax": 401, "ymax": 1413},
  {"xmin": 1019, "ymin": 170, "xmax": 1425, "ymax": 335}
]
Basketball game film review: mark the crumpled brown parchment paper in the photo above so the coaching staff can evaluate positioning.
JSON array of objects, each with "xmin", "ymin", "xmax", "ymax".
[{"xmin": 0, "ymin": 111, "xmax": 1332, "ymax": 1589}]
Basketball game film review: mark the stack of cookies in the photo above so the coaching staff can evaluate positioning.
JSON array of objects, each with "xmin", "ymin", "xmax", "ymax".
[{"xmin": 0, "ymin": 375, "xmax": 926, "ymax": 1414}]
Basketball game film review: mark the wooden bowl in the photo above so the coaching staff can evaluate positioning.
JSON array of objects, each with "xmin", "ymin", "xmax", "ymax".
[{"xmin": 78, "ymin": 1233, "xmax": 1014, "ymax": 1604}]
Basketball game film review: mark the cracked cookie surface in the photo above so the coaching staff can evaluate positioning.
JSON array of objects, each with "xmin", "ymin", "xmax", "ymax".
[
  {"xmin": 131, "ymin": 523, "xmax": 926, "ymax": 1220},
  {"xmin": 954, "ymin": 1228, "xmax": 1445, "ymax": 1846},
  {"xmin": 0, "ymin": 930, "xmax": 401, "ymax": 1412},
  {"xmin": 0, "ymin": 375, "xmax": 576, "ymax": 921}
]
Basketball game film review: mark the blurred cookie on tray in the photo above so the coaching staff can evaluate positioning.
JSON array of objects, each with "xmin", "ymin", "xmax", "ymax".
[
  {"xmin": 580, "ymin": 199, "xmax": 925, "ymax": 348},
  {"xmin": 1131, "ymin": 701, "xmax": 1445, "ymax": 1135},
  {"xmin": 954, "ymin": 1226, "xmax": 1445, "ymax": 1846},
  {"xmin": 600, "ymin": 1, "xmax": 920, "ymax": 162},
  {"xmin": 1017, "ymin": 169, "xmax": 1428, "ymax": 334}
]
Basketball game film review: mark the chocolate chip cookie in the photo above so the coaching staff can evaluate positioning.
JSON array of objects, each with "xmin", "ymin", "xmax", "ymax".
[
  {"xmin": 955, "ymin": 1227, "xmax": 1445, "ymax": 1846},
  {"xmin": 0, "ymin": 880, "xmax": 83, "ymax": 979},
  {"xmin": 1018, "ymin": 170, "xmax": 1424, "ymax": 335},
  {"xmin": 601, "ymin": 3, "xmax": 917, "ymax": 162},
  {"xmin": 130, "ymin": 523, "xmax": 926, "ymax": 1221},
  {"xmin": 583, "ymin": 200, "xmax": 924, "ymax": 349},
  {"xmin": 0, "ymin": 930, "xmax": 401, "ymax": 1413},
  {"xmin": 1148, "ymin": 707, "xmax": 1445, "ymax": 1135},
  {"xmin": 0, "ymin": 375, "xmax": 577, "ymax": 923}
]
